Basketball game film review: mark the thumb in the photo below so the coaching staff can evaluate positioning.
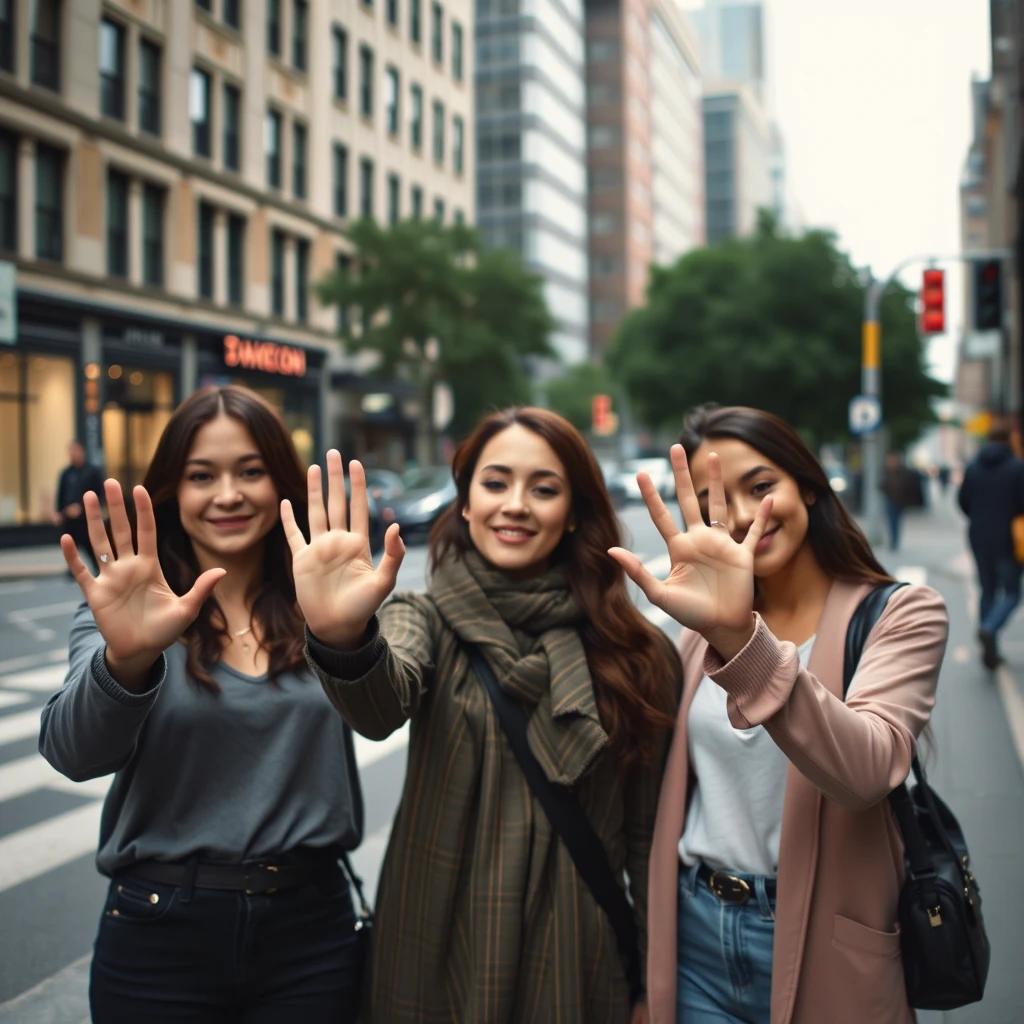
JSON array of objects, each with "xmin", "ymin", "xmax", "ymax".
[
  {"xmin": 607, "ymin": 547, "xmax": 665, "ymax": 606},
  {"xmin": 374, "ymin": 523, "xmax": 406, "ymax": 592},
  {"xmin": 181, "ymin": 568, "xmax": 227, "ymax": 620}
]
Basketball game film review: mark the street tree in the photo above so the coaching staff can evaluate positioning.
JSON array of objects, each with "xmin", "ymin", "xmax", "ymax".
[
  {"xmin": 316, "ymin": 219, "xmax": 554, "ymax": 462},
  {"xmin": 607, "ymin": 213, "xmax": 946, "ymax": 449}
]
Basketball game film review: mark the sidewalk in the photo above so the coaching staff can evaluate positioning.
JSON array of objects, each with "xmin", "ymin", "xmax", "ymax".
[{"xmin": 0, "ymin": 543, "xmax": 66, "ymax": 581}]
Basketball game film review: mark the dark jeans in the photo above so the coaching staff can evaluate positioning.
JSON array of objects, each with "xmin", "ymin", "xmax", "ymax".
[
  {"xmin": 885, "ymin": 499, "xmax": 904, "ymax": 551},
  {"xmin": 977, "ymin": 553, "xmax": 1022, "ymax": 638},
  {"xmin": 90, "ymin": 870, "xmax": 360, "ymax": 1023}
]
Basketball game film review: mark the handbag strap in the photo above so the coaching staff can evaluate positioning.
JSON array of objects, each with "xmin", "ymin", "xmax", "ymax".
[
  {"xmin": 339, "ymin": 721, "xmax": 373, "ymax": 920},
  {"xmin": 467, "ymin": 648, "xmax": 642, "ymax": 1002},
  {"xmin": 340, "ymin": 851, "xmax": 374, "ymax": 921}
]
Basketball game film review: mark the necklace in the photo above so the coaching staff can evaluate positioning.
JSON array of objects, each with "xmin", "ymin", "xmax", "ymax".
[{"xmin": 233, "ymin": 625, "xmax": 253, "ymax": 650}]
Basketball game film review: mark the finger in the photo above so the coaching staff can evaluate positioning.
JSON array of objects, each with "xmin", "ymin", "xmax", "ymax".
[
  {"xmin": 373, "ymin": 523, "xmax": 406, "ymax": 592},
  {"xmin": 326, "ymin": 449, "xmax": 347, "ymax": 531},
  {"xmin": 307, "ymin": 465, "xmax": 327, "ymax": 538},
  {"xmin": 705, "ymin": 452, "xmax": 727, "ymax": 528},
  {"xmin": 742, "ymin": 496, "xmax": 774, "ymax": 553},
  {"xmin": 669, "ymin": 445, "xmax": 704, "ymax": 530},
  {"xmin": 348, "ymin": 460, "xmax": 369, "ymax": 538},
  {"xmin": 279, "ymin": 499, "xmax": 306, "ymax": 553},
  {"xmin": 104, "ymin": 479, "xmax": 134, "ymax": 558},
  {"xmin": 637, "ymin": 473, "xmax": 680, "ymax": 544},
  {"xmin": 133, "ymin": 486, "xmax": 158, "ymax": 559},
  {"xmin": 180, "ymin": 568, "xmax": 227, "ymax": 620},
  {"xmin": 83, "ymin": 490, "xmax": 113, "ymax": 567},
  {"xmin": 607, "ymin": 546, "xmax": 667, "ymax": 607},
  {"xmin": 60, "ymin": 534, "xmax": 95, "ymax": 593}
]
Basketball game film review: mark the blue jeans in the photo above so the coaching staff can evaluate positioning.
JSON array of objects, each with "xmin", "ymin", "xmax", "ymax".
[
  {"xmin": 677, "ymin": 864, "xmax": 775, "ymax": 1024},
  {"xmin": 977, "ymin": 554, "xmax": 1022, "ymax": 637},
  {"xmin": 90, "ymin": 870, "xmax": 360, "ymax": 1023}
]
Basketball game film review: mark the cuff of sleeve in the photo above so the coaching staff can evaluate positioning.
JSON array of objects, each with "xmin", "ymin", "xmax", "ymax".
[
  {"xmin": 306, "ymin": 617, "xmax": 386, "ymax": 680},
  {"xmin": 90, "ymin": 646, "xmax": 165, "ymax": 705}
]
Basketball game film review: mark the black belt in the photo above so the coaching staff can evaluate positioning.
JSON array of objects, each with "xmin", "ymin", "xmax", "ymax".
[
  {"xmin": 697, "ymin": 863, "xmax": 777, "ymax": 905},
  {"xmin": 118, "ymin": 850, "xmax": 343, "ymax": 895}
]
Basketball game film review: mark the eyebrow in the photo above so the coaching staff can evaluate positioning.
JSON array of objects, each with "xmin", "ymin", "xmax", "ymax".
[
  {"xmin": 480, "ymin": 463, "xmax": 565, "ymax": 483},
  {"xmin": 185, "ymin": 453, "xmax": 264, "ymax": 467},
  {"xmin": 697, "ymin": 464, "xmax": 774, "ymax": 500}
]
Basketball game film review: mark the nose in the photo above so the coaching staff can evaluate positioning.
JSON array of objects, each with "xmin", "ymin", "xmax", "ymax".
[
  {"xmin": 501, "ymin": 484, "xmax": 529, "ymax": 516},
  {"xmin": 213, "ymin": 474, "xmax": 244, "ymax": 506},
  {"xmin": 728, "ymin": 495, "xmax": 760, "ymax": 538}
]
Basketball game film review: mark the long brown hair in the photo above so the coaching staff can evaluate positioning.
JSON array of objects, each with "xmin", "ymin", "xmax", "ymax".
[
  {"xmin": 141, "ymin": 386, "xmax": 309, "ymax": 692},
  {"xmin": 680, "ymin": 404, "xmax": 892, "ymax": 585},
  {"xmin": 430, "ymin": 407, "xmax": 679, "ymax": 766}
]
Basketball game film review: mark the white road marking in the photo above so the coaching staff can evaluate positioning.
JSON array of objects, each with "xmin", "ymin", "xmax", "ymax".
[
  {"xmin": 0, "ymin": 708, "xmax": 42, "ymax": 746},
  {"xmin": 0, "ymin": 649, "xmax": 66, "ymax": 675},
  {"xmin": 0, "ymin": 754, "xmax": 109, "ymax": 802},
  {"xmin": 952, "ymin": 645, "xmax": 970, "ymax": 665},
  {"xmin": 1, "ymin": 664, "xmax": 68, "ymax": 692},
  {"xmin": 5, "ymin": 600, "xmax": 81, "ymax": 622},
  {"xmin": 0, "ymin": 802, "xmax": 103, "ymax": 891},
  {"xmin": 996, "ymin": 667, "xmax": 1024, "ymax": 771},
  {"xmin": 0, "ymin": 693, "xmax": 31, "ymax": 709}
]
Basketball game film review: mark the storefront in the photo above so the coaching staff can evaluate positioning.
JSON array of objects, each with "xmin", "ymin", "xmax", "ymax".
[{"xmin": 332, "ymin": 371, "xmax": 417, "ymax": 470}]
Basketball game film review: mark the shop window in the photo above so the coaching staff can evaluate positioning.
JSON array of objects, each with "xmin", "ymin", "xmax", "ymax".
[
  {"xmin": 432, "ymin": 99, "xmax": 445, "ymax": 164},
  {"xmin": 99, "ymin": 18, "xmax": 126, "ymax": 120},
  {"xmin": 142, "ymin": 183, "xmax": 165, "ymax": 287},
  {"xmin": 385, "ymin": 66, "xmax": 400, "ymax": 137},
  {"xmin": 102, "ymin": 368, "xmax": 175, "ymax": 490},
  {"xmin": 410, "ymin": 83, "xmax": 423, "ymax": 149},
  {"xmin": 452, "ymin": 22, "xmax": 463, "ymax": 81},
  {"xmin": 359, "ymin": 46, "xmax": 374, "ymax": 119},
  {"xmin": 223, "ymin": 83, "xmax": 241, "ymax": 172},
  {"xmin": 35, "ymin": 142, "xmax": 64, "ymax": 262},
  {"xmin": 292, "ymin": 121, "xmax": 307, "ymax": 200},
  {"xmin": 0, "ymin": 0, "xmax": 14, "ymax": 73},
  {"xmin": 332, "ymin": 26, "xmax": 347, "ymax": 101},
  {"xmin": 267, "ymin": 0, "xmax": 281, "ymax": 56},
  {"xmin": 0, "ymin": 130, "xmax": 15, "ymax": 253},
  {"xmin": 333, "ymin": 143, "xmax": 349, "ymax": 217},
  {"xmin": 138, "ymin": 38, "xmax": 162, "ymax": 136},
  {"xmin": 31, "ymin": 0, "xmax": 61, "ymax": 91},
  {"xmin": 296, "ymin": 238, "xmax": 310, "ymax": 322},
  {"xmin": 387, "ymin": 173, "xmax": 400, "ymax": 225},
  {"xmin": 360, "ymin": 157, "xmax": 374, "ymax": 219},
  {"xmin": 234, "ymin": 383, "xmax": 315, "ymax": 468},
  {"xmin": 410, "ymin": 184, "xmax": 423, "ymax": 219},
  {"xmin": 266, "ymin": 108, "xmax": 282, "ymax": 188},
  {"xmin": 227, "ymin": 213, "xmax": 245, "ymax": 307},
  {"xmin": 271, "ymin": 228, "xmax": 286, "ymax": 316},
  {"xmin": 292, "ymin": 0, "xmax": 308, "ymax": 71},
  {"xmin": 197, "ymin": 200, "xmax": 215, "ymax": 299},
  {"xmin": 106, "ymin": 168, "xmax": 129, "ymax": 278},
  {"xmin": 190, "ymin": 67, "xmax": 212, "ymax": 158},
  {"xmin": 0, "ymin": 352, "xmax": 75, "ymax": 525},
  {"xmin": 430, "ymin": 2, "xmax": 443, "ymax": 64}
]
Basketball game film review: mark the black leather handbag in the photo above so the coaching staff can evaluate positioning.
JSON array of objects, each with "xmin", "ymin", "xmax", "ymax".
[{"xmin": 844, "ymin": 583, "xmax": 990, "ymax": 1010}]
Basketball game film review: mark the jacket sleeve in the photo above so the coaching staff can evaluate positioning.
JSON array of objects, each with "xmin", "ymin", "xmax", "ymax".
[
  {"xmin": 705, "ymin": 584, "xmax": 947, "ymax": 811},
  {"xmin": 38, "ymin": 603, "xmax": 166, "ymax": 782},
  {"xmin": 305, "ymin": 592, "xmax": 439, "ymax": 741},
  {"xmin": 957, "ymin": 469, "xmax": 972, "ymax": 515}
]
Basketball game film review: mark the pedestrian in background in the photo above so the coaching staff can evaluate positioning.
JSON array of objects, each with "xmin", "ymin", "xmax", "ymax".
[
  {"xmin": 39, "ymin": 386, "xmax": 365, "ymax": 1023},
  {"xmin": 611, "ymin": 405, "xmax": 947, "ymax": 1024},
  {"xmin": 286, "ymin": 407, "xmax": 682, "ymax": 1023},
  {"xmin": 53, "ymin": 440, "xmax": 104, "ymax": 573},
  {"xmin": 957, "ymin": 423, "xmax": 1024, "ymax": 669},
  {"xmin": 880, "ymin": 450, "xmax": 922, "ymax": 551}
]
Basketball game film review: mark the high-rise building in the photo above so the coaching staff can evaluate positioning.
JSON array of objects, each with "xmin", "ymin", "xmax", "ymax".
[
  {"xmin": 475, "ymin": 0, "xmax": 590, "ymax": 364},
  {"xmin": 690, "ymin": 0, "xmax": 764, "ymax": 100},
  {"xmin": 0, "ymin": 0, "xmax": 473, "ymax": 546}
]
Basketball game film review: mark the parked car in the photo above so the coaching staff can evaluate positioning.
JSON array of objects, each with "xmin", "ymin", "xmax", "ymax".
[
  {"xmin": 599, "ymin": 460, "xmax": 628, "ymax": 509},
  {"xmin": 364, "ymin": 468, "xmax": 405, "ymax": 503},
  {"xmin": 389, "ymin": 466, "xmax": 457, "ymax": 542},
  {"xmin": 617, "ymin": 457, "xmax": 675, "ymax": 502}
]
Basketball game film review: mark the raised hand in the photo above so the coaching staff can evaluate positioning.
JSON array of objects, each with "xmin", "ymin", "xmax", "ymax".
[
  {"xmin": 281, "ymin": 450, "xmax": 405, "ymax": 648},
  {"xmin": 608, "ymin": 444, "xmax": 772, "ymax": 656},
  {"xmin": 61, "ymin": 481, "xmax": 226, "ymax": 688}
]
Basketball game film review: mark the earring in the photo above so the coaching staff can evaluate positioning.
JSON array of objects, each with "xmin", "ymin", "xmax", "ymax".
[{"xmin": 567, "ymin": 523, "xmax": 577, "ymax": 533}]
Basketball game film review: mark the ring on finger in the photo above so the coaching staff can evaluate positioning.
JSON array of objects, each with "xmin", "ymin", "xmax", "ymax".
[
  {"xmin": 708, "ymin": 520, "xmax": 728, "ymax": 530},
  {"xmin": 99, "ymin": 553, "xmax": 111, "ymax": 564}
]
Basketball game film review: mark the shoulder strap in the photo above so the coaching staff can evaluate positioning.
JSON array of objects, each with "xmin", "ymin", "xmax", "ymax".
[
  {"xmin": 467, "ymin": 648, "xmax": 642, "ymax": 1002},
  {"xmin": 842, "ymin": 581, "xmax": 909, "ymax": 698}
]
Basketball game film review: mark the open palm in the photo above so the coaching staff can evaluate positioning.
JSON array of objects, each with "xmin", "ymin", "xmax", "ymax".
[
  {"xmin": 282, "ymin": 451, "xmax": 405, "ymax": 647},
  {"xmin": 609, "ymin": 444, "xmax": 772, "ymax": 635},
  {"xmin": 61, "ymin": 481, "xmax": 225, "ymax": 664}
]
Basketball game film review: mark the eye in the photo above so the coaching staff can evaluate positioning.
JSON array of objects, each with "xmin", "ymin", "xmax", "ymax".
[
  {"xmin": 187, "ymin": 471, "xmax": 212, "ymax": 483},
  {"xmin": 241, "ymin": 466, "xmax": 266, "ymax": 479},
  {"xmin": 534, "ymin": 485, "xmax": 560, "ymax": 498},
  {"xmin": 751, "ymin": 480, "xmax": 775, "ymax": 496},
  {"xmin": 482, "ymin": 479, "xmax": 506, "ymax": 491}
]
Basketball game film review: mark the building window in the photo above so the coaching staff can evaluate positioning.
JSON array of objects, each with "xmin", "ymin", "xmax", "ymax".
[
  {"xmin": 332, "ymin": 26, "xmax": 347, "ymax": 101},
  {"xmin": 432, "ymin": 99, "xmax": 445, "ymax": 164},
  {"xmin": 292, "ymin": 121, "xmax": 307, "ymax": 199},
  {"xmin": 267, "ymin": 0, "xmax": 281, "ymax": 56},
  {"xmin": 99, "ymin": 18, "xmax": 125, "ymax": 120},
  {"xmin": 385, "ymin": 66, "xmax": 400, "ymax": 136},
  {"xmin": 433, "ymin": 197, "xmax": 445, "ymax": 223},
  {"xmin": 197, "ymin": 200, "xmax": 215, "ymax": 299},
  {"xmin": 387, "ymin": 173, "xmax": 400, "ymax": 224},
  {"xmin": 271, "ymin": 228, "xmax": 286, "ymax": 315},
  {"xmin": 0, "ymin": 0, "xmax": 14, "ymax": 73},
  {"xmin": 453, "ymin": 114, "xmax": 464, "ymax": 174},
  {"xmin": 333, "ymin": 143, "xmax": 348, "ymax": 217},
  {"xmin": 453, "ymin": 208, "xmax": 464, "ymax": 225},
  {"xmin": 138, "ymin": 39, "xmax": 161, "ymax": 135},
  {"xmin": 35, "ymin": 143, "xmax": 63, "ymax": 262},
  {"xmin": 360, "ymin": 157, "xmax": 374, "ymax": 219},
  {"xmin": 359, "ymin": 46, "xmax": 373, "ymax": 119},
  {"xmin": 266, "ymin": 108, "xmax": 282, "ymax": 188},
  {"xmin": 31, "ymin": 0, "xmax": 61, "ymax": 91},
  {"xmin": 224, "ymin": 0, "xmax": 241, "ymax": 29},
  {"xmin": 190, "ymin": 67, "xmax": 212, "ymax": 157},
  {"xmin": 410, "ymin": 83, "xmax": 423, "ymax": 149},
  {"xmin": 292, "ymin": 0, "xmax": 307, "ymax": 71},
  {"xmin": 387, "ymin": 0, "xmax": 399, "ymax": 27},
  {"xmin": 410, "ymin": 0, "xmax": 421, "ymax": 43},
  {"xmin": 410, "ymin": 184, "xmax": 423, "ymax": 219},
  {"xmin": 0, "ymin": 131, "xmax": 15, "ymax": 252},
  {"xmin": 195, "ymin": 0, "xmax": 212, "ymax": 10},
  {"xmin": 452, "ymin": 21, "xmax": 463, "ymax": 81},
  {"xmin": 296, "ymin": 238, "xmax": 309, "ymax": 322},
  {"xmin": 106, "ymin": 169, "xmax": 129, "ymax": 278},
  {"xmin": 431, "ymin": 2, "xmax": 443, "ymax": 64},
  {"xmin": 220, "ymin": 83, "xmax": 240, "ymax": 172},
  {"xmin": 142, "ymin": 183, "xmax": 164, "ymax": 287},
  {"xmin": 227, "ymin": 213, "xmax": 244, "ymax": 306}
]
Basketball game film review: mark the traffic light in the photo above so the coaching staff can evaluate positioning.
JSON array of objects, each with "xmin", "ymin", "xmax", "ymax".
[
  {"xmin": 592, "ymin": 393, "xmax": 611, "ymax": 434},
  {"xmin": 973, "ymin": 259, "xmax": 1003, "ymax": 331},
  {"xmin": 920, "ymin": 269, "xmax": 945, "ymax": 334}
]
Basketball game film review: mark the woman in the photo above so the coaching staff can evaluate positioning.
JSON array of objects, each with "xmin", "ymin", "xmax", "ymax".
[
  {"xmin": 283, "ymin": 407, "xmax": 682, "ymax": 1022},
  {"xmin": 608, "ymin": 406, "xmax": 948, "ymax": 1024},
  {"xmin": 39, "ymin": 386, "xmax": 364, "ymax": 1023}
]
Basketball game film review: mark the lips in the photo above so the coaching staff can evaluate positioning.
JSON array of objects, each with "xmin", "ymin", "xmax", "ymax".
[
  {"xmin": 207, "ymin": 515, "xmax": 254, "ymax": 529},
  {"xmin": 493, "ymin": 525, "xmax": 536, "ymax": 544},
  {"xmin": 756, "ymin": 525, "xmax": 780, "ymax": 553}
]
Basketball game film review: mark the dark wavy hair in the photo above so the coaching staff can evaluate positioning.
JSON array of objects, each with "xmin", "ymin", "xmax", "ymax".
[
  {"xmin": 140, "ymin": 386, "xmax": 309, "ymax": 692},
  {"xmin": 429, "ymin": 406, "xmax": 679, "ymax": 766},
  {"xmin": 680, "ymin": 404, "xmax": 892, "ymax": 585}
]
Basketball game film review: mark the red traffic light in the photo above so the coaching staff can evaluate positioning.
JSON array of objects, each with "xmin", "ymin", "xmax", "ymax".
[
  {"xmin": 592, "ymin": 393, "xmax": 611, "ymax": 433},
  {"xmin": 921, "ymin": 268, "xmax": 945, "ymax": 334}
]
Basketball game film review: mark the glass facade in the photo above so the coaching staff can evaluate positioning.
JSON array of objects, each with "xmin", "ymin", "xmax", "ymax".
[{"xmin": 101, "ymin": 366, "xmax": 176, "ymax": 490}]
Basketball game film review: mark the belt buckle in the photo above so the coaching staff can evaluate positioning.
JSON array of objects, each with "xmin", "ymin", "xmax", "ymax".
[
  {"xmin": 709, "ymin": 871, "xmax": 751, "ymax": 904},
  {"xmin": 245, "ymin": 863, "xmax": 280, "ymax": 895}
]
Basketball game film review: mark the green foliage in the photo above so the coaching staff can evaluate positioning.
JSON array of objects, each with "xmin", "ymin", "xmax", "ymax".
[
  {"xmin": 606, "ymin": 217, "xmax": 946, "ymax": 449},
  {"xmin": 544, "ymin": 362, "xmax": 615, "ymax": 432}
]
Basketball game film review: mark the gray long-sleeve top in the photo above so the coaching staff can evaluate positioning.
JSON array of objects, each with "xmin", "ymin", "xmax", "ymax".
[{"xmin": 39, "ymin": 603, "xmax": 361, "ymax": 877}]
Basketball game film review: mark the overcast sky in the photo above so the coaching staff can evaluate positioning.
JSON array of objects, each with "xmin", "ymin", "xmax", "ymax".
[{"xmin": 681, "ymin": 0, "xmax": 992, "ymax": 382}]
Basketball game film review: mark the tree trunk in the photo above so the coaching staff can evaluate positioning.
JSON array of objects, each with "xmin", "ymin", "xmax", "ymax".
[{"xmin": 415, "ymin": 364, "xmax": 437, "ymax": 465}]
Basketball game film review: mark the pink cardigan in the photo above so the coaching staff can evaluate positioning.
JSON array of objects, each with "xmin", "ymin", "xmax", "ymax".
[{"xmin": 646, "ymin": 580, "xmax": 948, "ymax": 1024}]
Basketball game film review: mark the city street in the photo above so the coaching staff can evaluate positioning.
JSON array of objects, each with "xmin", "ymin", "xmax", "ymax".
[{"xmin": 0, "ymin": 497, "xmax": 1022, "ymax": 1022}]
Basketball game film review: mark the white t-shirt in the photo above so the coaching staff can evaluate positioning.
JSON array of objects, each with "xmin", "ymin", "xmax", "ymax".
[{"xmin": 678, "ymin": 635, "xmax": 816, "ymax": 876}]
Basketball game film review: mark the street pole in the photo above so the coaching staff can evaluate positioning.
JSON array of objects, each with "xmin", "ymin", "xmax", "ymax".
[{"xmin": 861, "ymin": 276, "xmax": 883, "ymax": 544}]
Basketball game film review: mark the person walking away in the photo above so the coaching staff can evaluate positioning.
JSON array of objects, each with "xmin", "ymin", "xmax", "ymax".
[
  {"xmin": 958, "ymin": 424, "xmax": 1024, "ymax": 669},
  {"xmin": 54, "ymin": 440, "xmax": 105, "ymax": 573},
  {"xmin": 879, "ymin": 451, "xmax": 921, "ymax": 551},
  {"xmin": 610, "ymin": 404, "xmax": 947, "ymax": 1024},
  {"xmin": 39, "ymin": 386, "xmax": 365, "ymax": 1023}
]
